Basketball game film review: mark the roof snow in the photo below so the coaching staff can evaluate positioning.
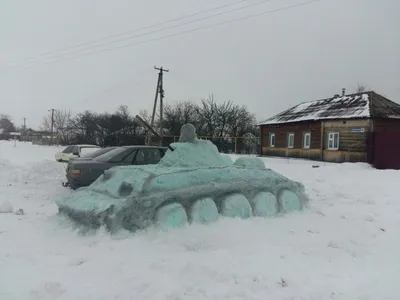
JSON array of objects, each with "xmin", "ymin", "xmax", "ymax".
[{"xmin": 260, "ymin": 91, "xmax": 400, "ymax": 125}]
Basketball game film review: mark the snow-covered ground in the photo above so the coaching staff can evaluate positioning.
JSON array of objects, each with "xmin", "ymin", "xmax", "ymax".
[{"xmin": 0, "ymin": 140, "xmax": 399, "ymax": 300}]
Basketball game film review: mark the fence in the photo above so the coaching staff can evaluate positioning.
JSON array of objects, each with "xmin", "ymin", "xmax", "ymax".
[
  {"xmin": 18, "ymin": 132, "xmax": 260, "ymax": 155},
  {"xmin": 104, "ymin": 135, "xmax": 260, "ymax": 155},
  {"xmin": 20, "ymin": 135, "xmax": 59, "ymax": 145}
]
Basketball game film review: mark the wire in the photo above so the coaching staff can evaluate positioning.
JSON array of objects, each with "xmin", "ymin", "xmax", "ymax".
[
  {"xmin": 12, "ymin": 0, "xmax": 251, "ymax": 65},
  {"xmin": 11, "ymin": 0, "xmax": 324, "ymax": 68},
  {"xmin": 11, "ymin": 0, "xmax": 276, "ymax": 67}
]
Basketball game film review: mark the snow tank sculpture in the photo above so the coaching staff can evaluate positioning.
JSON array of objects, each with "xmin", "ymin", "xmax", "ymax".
[{"xmin": 55, "ymin": 124, "xmax": 309, "ymax": 232}]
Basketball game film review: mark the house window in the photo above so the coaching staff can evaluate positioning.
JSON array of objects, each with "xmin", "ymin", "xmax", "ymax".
[
  {"xmin": 327, "ymin": 132, "xmax": 339, "ymax": 150},
  {"xmin": 287, "ymin": 133, "xmax": 294, "ymax": 148},
  {"xmin": 303, "ymin": 132, "xmax": 311, "ymax": 149},
  {"xmin": 269, "ymin": 133, "xmax": 275, "ymax": 147}
]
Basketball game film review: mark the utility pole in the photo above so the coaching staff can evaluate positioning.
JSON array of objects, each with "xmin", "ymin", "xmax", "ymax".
[
  {"xmin": 21, "ymin": 117, "xmax": 27, "ymax": 142},
  {"xmin": 48, "ymin": 108, "xmax": 55, "ymax": 145},
  {"xmin": 147, "ymin": 66, "xmax": 169, "ymax": 146}
]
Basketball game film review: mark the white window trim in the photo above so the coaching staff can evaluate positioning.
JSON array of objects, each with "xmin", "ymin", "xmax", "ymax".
[
  {"xmin": 269, "ymin": 133, "xmax": 275, "ymax": 147},
  {"xmin": 287, "ymin": 133, "xmax": 294, "ymax": 148},
  {"xmin": 327, "ymin": 132, "xmax": 340, "ymax": 150},
  {"xmin": 303, "ymin": 132, "xmax": 311, "ymax": 149}
]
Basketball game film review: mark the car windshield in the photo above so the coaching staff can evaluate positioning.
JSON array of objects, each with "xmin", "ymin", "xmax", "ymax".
[
  {"xmin": 94, "ymin": 147, "xmax": 127, "ymax": 162},
  {"xmin": 81, "ymin": 147, "xmax": 115, "ymax": 158}
]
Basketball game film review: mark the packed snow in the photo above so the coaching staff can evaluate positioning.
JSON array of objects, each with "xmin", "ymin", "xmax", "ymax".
[{"xmin": 0, "ymin": 140, "xmax": 399, "ymax": 299}]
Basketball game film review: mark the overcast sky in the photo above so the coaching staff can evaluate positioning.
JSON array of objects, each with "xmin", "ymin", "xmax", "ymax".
[{"xmin": 1, "ymin": 0, "xmax": 398, "ymax": 129}]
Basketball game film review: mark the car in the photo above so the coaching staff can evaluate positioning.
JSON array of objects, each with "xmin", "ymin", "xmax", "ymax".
[
  {"xmin": 55, "ymin": 144, "xmax": 100, "ymax": 162},
  {"xmin": 65, "ymin": 145, "xmax": 168, "ymax": 189}
]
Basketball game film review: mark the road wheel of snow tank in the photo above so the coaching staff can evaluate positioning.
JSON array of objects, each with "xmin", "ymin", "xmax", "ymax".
[
  {"xmin": 278, "ymin": 189, "xmax": 302, "ymax": 213},
  {"xmin": 249, "ymin": 192, "xmax": 278, "ymax": 217},
  {"xmin": 220, "ymin": 193, "xmax": 253, "ymax": 219},
  {"xmin": 154, "ymin": 203, "xmax": 188, "ymax": 229},
  {"xmin": 189, "ymin": 197, "xmax": 219, "ymax": 225}
]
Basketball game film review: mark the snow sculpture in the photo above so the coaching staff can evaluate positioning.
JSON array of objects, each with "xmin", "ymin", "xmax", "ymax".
[
  {"xmin": 55, "ymin": 124, "xmax": 309, "ymax": 232},
  {"xmin": 178, "ymin": 123, "xmax": 197, "ymax": 143}
]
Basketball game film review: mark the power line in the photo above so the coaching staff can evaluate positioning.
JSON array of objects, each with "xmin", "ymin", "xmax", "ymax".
[
  {"xmin": 11, "ymin": 0, "xmax": 325, "ymax": 68},
  {"xmin": 11, "ymin": 0, "xmax": 252, "ymax": 65},
  {"xmin": 11, "ymin": 0, "xmax": 277, "ymax": 67}
]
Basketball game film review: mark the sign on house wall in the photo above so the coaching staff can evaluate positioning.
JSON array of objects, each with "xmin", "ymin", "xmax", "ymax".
[{"xmin": 350, "ymin": 128, "xmax": 365, "ymax": 133}]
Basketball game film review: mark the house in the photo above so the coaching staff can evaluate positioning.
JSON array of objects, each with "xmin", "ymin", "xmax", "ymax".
[
  {"xmin": 0, "ymin": 130, "xmax": 21, "ymax": 141},
  {"xmin": 259, "ymin": 91, "xmax": 400, "ymax": 169}
]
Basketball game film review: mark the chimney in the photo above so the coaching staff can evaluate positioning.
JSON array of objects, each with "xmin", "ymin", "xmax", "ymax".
[{"xmin": 342, "ymin": 88, "xmax": 346, "ymax": 96}]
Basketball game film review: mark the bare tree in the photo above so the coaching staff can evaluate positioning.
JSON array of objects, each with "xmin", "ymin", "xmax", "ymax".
[
  {"xmin": 116, "ymin": 105, "xmax": 137, "ymax": 135},
  {"xmin": 356, "ymin": 84, "xmax": 368, "ymax": 93},
  {"xmin": 215, "ymin": 100, "xmax": 235, "ymax": 138},
  {"xmin": 195, "ymin": 94, "xmax": 219, "ymax": 137},
  {"xmin": 163, "ymin": 101, "xmax": 198, "ymax": 135},
  {"xmin": 41, "ymin": 109, "xmax": 72, "ymax": 144}
]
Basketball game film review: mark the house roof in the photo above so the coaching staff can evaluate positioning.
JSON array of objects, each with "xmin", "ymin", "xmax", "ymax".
[{"xmin": 259, "ymin": 91, "xmax": 400, "ymax": 125}]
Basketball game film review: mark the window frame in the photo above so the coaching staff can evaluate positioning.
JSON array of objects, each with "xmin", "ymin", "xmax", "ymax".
[
  {"xmin": 303, "ymin": 132, "xmax": 311, "ymax": 149},
  {"xmin": 327, "ymin": 132, "xmax": 340, "ymax": 150},
  {"xmin": 120, "ymin": 149, "xmax": 138, "ymax": 164},
  {"xmin": 287, "ymin": 133, "xmax": 295, "ymax": 148},
  {"xmin": 103, "ymin": 148, "xmax": 136, "ymax": 163},
  {"xmin": 269, "ymin": 133, "xmax": 276, "ymax": 147}
]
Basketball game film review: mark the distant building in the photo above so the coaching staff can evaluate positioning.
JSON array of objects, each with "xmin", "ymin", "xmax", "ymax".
[
  {"xmin": 0, "ymin": 130, "xmax": 21, "ymax": 140},
  {"xmin": 259, "ymin": 91, "xmax": 400, "ymax": 169}
]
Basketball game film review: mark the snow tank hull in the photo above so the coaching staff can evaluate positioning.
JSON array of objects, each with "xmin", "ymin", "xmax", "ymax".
[{"xmin": 55, "ymin": 124, "xmax": 310, "ymax": 232}]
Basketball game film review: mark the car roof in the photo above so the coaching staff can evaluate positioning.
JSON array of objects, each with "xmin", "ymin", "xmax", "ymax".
[
  {"xmin": 121, "ymin": 145, "xmax": 168, "ymax": 149},
  {"xmin": 77, "ymin": 144, "xmax": 100, "ymax": 147}
]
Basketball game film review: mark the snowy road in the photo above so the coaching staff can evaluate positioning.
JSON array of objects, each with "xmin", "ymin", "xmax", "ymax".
[{"xmin": 0, "ymin": 141, "xmax": 399, "ymax": 299}]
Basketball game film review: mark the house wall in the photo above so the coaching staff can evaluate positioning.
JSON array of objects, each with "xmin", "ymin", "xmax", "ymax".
[
  {"xmin": 321, "ymin": 119, "xmax": 369, "ymax": 163},
  {"xmin": 260, "ymin": 119, "xmax": 371, "ymax": 163},
  {"xmin": 369, "ymin": 119, "xmax": 400, "ymax": 169},
  {"xmin": 373, "ymin": 119, "xmax": 400, "ymax": 132},
  {"xmin": 260, "ymin": 121, "xmax": 322, "ymax": 160}
]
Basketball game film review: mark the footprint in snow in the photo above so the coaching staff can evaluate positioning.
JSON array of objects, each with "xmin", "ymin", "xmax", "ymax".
[{"xmin": 69, "ymin": 257, "xmax": 88, "ymax": 266}]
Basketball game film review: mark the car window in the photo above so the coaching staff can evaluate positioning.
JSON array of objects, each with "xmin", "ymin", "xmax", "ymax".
[
  {"xmin": 100, "ymin": 148, "xmax": 136, "ymax": 163},
  {"xmin": 82, "ymin": 147, "xmax": 115, "ymax": 158},
  {"xmin": 62, "ymin": 146, "xmax": 73, "ymax": 153},
  {"xmin": 120, "ymin": 149, "xmax": 137, "ymax": 164},
  {"xmin": 134, "ymin": 148, "xmax": 162, "ymax": 165},
  {"xmin": 71, "ymin": 146, "xmax": 79, "ymax": 154},
  {"xmin": 95, "ymin": 147, "xmax": 127, "ymax": 162}
]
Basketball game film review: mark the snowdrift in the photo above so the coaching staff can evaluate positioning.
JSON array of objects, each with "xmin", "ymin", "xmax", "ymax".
[{"xmin": 55, "ymin": 124, "xmax": 309, "ymax": 232}]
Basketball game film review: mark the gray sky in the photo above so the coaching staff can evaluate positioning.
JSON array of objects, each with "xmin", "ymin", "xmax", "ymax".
[{"xmin": 1, "ymin": 0, "xmax": 399, "ymax": 129}]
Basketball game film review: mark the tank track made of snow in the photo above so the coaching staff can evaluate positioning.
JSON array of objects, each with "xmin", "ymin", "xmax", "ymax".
[{"xmin": 55, "ymin": 124, "xmax": 309, "ymax": 232}]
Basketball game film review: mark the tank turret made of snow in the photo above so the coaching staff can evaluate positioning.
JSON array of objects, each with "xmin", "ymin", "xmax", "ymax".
[{"xmin": 55, "ymin": 124, "xmax": 309, "ymax": 232}]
